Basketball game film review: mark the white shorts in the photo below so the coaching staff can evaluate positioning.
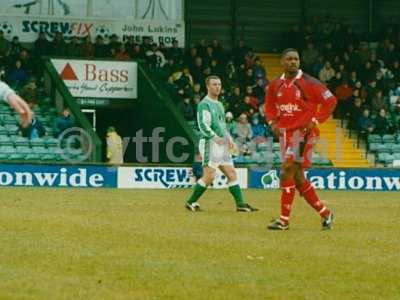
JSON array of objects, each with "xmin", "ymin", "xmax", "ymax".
[{"xmin": 198, "ymin": 138, "xmax": 233, "ymax": 169}]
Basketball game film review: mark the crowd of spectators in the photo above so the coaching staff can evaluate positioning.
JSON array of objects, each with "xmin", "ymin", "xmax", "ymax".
[
  {"xmin": 284, "ymin": 16, "xmax": 400, "ymax": 140},
  {"xmin": 0, "ymin": 29, "xmax": 272, "ymax": 161},
  {"xmin": 3, "ymin": 16, "xmax": 399, "ymax": 161}
]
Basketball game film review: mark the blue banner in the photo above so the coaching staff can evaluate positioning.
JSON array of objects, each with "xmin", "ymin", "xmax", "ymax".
[
  {"xmin": 0, "ymin": 164, "xmax": 117, "ymax": 188},
  {"xmin": 249, "ymin": 168, "xmax": 400, "ymax": 191}
]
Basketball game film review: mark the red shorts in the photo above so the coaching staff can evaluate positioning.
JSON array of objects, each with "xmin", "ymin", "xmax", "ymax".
[{"xmin": 279, "ymin": 127, "xmax": 320, "ymax": 168}]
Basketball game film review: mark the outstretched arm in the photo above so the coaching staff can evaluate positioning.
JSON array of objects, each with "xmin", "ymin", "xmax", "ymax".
[{"xmin": 0, "ymin": 81, "xmax": 33, "ymax": 128}]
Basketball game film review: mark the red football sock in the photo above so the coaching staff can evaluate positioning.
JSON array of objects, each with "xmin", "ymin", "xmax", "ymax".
[
  {"xmin": 298, "ymin": 180, "xmax": 330, "ymax": 218},
  {"xmin": 280, "ymin": 179, "xmax": 296, "ymax": 224}
]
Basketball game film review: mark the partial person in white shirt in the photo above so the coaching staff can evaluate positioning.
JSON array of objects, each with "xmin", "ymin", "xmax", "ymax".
[{"xmin": 0, "ymin": 80, "xmax": 33, "ymax": 128}]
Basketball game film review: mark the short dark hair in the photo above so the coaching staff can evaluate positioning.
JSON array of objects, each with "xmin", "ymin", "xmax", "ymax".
[
  {"xmin": 282, "ymin": 48, "xmax": 299, "ymax": 57},
  {"xmin": 205, "ymin": 75, "xmax": 221, "ymax": 86}
]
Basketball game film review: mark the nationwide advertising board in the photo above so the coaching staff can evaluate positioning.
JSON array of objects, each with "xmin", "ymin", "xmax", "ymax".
[
  {"xmin": 249, "ymin": 168, "xmax": 400, "ymax": 191},
  {"xmin": 0, "ymin": 164, "xmax": 117, "ymax": 188},
  {"xmin": 117, "ymin": 167, "xmax": 248, "ymax": 189},
  {"xmin": 0, "ymin": 14, "xmax": 185, "ymax": 46},
  {"xmin": 51, "ymin": 59, "xmax": 138, "ymax": 99}
]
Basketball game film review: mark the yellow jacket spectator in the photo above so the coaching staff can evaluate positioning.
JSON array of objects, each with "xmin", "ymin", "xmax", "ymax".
[{"xmin": 106, "ymin": 127, "xmax": 123, "ymax": 164}]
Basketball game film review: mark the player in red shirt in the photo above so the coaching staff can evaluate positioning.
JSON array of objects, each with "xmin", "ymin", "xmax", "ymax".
[{"xmin": 265, "ymin": 48, "xmax": 336, "ymax": 230}]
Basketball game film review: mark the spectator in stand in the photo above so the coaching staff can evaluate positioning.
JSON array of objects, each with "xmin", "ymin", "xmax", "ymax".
[
  {"xmin": 347, "ymin": 97, "xmax": 364, "ymax": 130},
  {"xmin": 66, "ymin": 36, "xmax": 82, "ymax": 57},
  {"xmin": 106, "ymin": 126, "xmax": 124, "ymax": 164},
  {"xmin": 33, "ymin": 32, "xmax": 49, "ymax": 59},
  {"xmin": 177, "ymin": 95, "xmax": 195, "ymax": 121},
  {"xmin": 190, "ymin": 56, "xmax": 204, "ymax": 85},
  {"xmin": 21, "ymin": 117, "xmax": 46, "ymax": 139},
  {"xmin": 192, "ymin": 82, "xmax": 204, "ymax": 99},
  {"xmin": 196, "ymin": 38, "xmax": 208, "ymax": 58},
  {"xmin": 7, "ymin": 60, "xmax": 28, "ymax": 89},
  {"xmin": 8, "ymin": 36, "xmax": 22, "ymax": 60},
  {"xmin": 319, "ymin": 61, "xmax": 336, "ymax": 84},
  {"xmin": 360, "ymin": 61, "xmax": 377, "ymax": 84},
  {"xmin": 371, "ymin": 90, "xmax": 388, "ymax": 114},
  {"xmin": 244, "ymin": 50, "xmax": 257, "ymax": 69},
  {"xmin": 358, "ymin": 43, "xmax": 371, "ymax": 63},
  {"xmin": 242, "ymin": 68, "xmax": 255, "ymax": 89},
  {"xmin": 253, "ymin": 77, "xmax": 266, "ymax": 104},
  {"xmin": 211, "ymin": 39, "xmax": 225, "ymax": 64},
  {"xmin": 235, "ymin": 113, "xmax": 253, "ymax": 148},
  {"xmin": 192, "ymin": 94, "xmax": 201, "ymax": 116},
  {"xmin": 383, "ymin": 43, "xmax": 398, "ymax": 68},
  {"xmin": 334, "ymin": 79, "xmax": 353, "ymax": 118},
  {"xmin": 19, "ymin": 79, "xmax": 38, "ymax": 106},
  {"xmin": 109, "ymin": 34, "xmax": 121, "ymax": 54},
  {"xmin": 321, "ymin": 41, "xmax": 336, "ymax": 63},
  {"xmin": 54, "ymin": 108, "xmax": 75, "ymax": 137},
  {"xmin": 330, "ymin": 72, "xmax": 343, "ymax": 91},
  {"xmin": 115, "ymin": 44, "xmax": 130, "ymax": 60},
  {"xmin": 302, "ymin": 42, "xmax": 319, "ymax": 74},
  {"xmin": 94, "ymin": 35, "xmax": 110, "ymax": 58},
  {"xmin": 373, "ymin": 108, "xmax": 392, "ymax": 135},
  {"xmin": 168, "ymin": 40, "xmax": 184, "ymax": 63},
  {"xmin": 375, "ymin": 70, "xmax": 386, "ymax": 91},
  {"xmin": 225, "ymin": 60, "xmax": 238, "ymax": 89},
  {"xmin": 0, "ymin": 30, "xmax": 10, "ymax": 66},
  {"xmin": 253, "ymin": 58, "xmax": 266, "ymax": 80},
  {"xmin": 344, "ymin": 44, "xmax": 361, "ymax": 72},
  {"xmin": 142, "ymin": 37, "xmax": 152, "ymax": 53},
  {"xmin": 251, "ymin": 114, "xmax": 266, "ymax": 140},
  {"xmin": 348, "ymin": 70, "xmax": 358, "ymax": 87},
  {"xmin": 358, "ymin": 108, "xmax": 374, "ymax": 134},
  {"xmin": 175, "ymin": 66, "xmax": 193, "ymax": 92},
  {"xmin": 130, "ymin": 43, "xmax": 145, "ymax": 60},
  {"xmin": 51, "ymin": 32, "xmax": 67, "ymax": 57},
  {"xmin": 313, "ymin": 56, "xmax": 325, "ymax": 77},
  {"xmin": 244, "ymin": 86, "xmax": 259, "ymax": 108},
  {"xmin": 394, "ymin": 97, "xmax": 400, "ymax": 115},
  {"xmin": 81, "ymin": 35, "xmax": 95, "ymax": 59},
  {"xmin": 390, "ymin": 61, "xmax": 400, "ymax": 83},
  {"xmin": 203, "ymin": 45, "xmax": 215, "ymax": 66},
  {"xmin": 209, "ymin": 59, "xmax": 224, "ymax": 78},
  {"xmin": 225, "ymin": 111, "xmax": 237, "ymax": 138},
  {"xmin": 145, "ymin": 43, "xmax": 166, "ymax": 69},
  {"xmin": 233, "ymin": 40, "xmax": 249, "ymax": 66},
  {"xmin": 184, "ymin": 46, "xmax": 198, "ymax": 70},
  {"xmin": 18, "ymin": 48, "xmax": 35, "ymax": 76}
]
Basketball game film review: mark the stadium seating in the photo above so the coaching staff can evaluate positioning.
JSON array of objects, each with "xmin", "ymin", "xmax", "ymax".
[
  {"xmin": 366, "ymin": 133, "xmax": 400, "ymax": 166},
  {"xmin": 0, "ymin": 101, "xmax": 86, "ymax": 163}
]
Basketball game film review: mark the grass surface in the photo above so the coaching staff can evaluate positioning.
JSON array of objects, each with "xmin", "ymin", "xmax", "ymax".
[{"xmin": 0, "ymin": 188, "xmax": 399, "ymax": 300}]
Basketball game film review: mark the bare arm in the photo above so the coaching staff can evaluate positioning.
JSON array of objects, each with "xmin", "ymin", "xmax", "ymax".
[{"xmin": 7, "ymin": 93, "xmax": 33, "ymax": 128}]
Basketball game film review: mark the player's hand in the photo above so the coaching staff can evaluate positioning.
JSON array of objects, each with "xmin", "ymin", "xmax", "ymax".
[
  {"xmin": 229, "ymin": 141, "xmax": 239, "ymax": 156},
  {"xmin": 8, "ymin": 94, "xmax": 33, "ymax": 128},
  {"xmin": 19, "ymin": 109, "xmax": 33, "ymax": 128}
]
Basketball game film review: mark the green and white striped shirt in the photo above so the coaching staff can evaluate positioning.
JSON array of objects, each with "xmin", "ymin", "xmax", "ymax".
[{"xmin": 196, "ymin": 96, "xmax": 227, "ymax": 140}]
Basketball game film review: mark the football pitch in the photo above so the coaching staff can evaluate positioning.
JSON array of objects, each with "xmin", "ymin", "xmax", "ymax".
[{"xmin": 0, "ymin": 188, "xmax": 399, "ymax": 300}]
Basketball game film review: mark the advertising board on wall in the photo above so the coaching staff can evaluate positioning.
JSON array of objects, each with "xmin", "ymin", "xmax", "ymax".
[
  {"xmin": 0, "ymin": 164, "xmax": 118, "ymax": 188},
  {"xmin": 51, "ymin": 59, "xmax": 138, "ymax": 99},
  {"xmin": 0, "ymin": 14, "xmax": 185, "ymax": 46},
  {"xmin": 249, "ymin": 168, "xmax": 400, "ymax": 191},
  {"xmin": 117, "ymin": 167, "xmax": 248, "ymax": 189}
]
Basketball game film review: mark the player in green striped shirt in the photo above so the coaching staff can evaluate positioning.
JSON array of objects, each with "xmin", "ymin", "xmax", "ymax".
[{"xmin": 185, "ymin": 75, "xmax": 257, "ymax": 212}]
